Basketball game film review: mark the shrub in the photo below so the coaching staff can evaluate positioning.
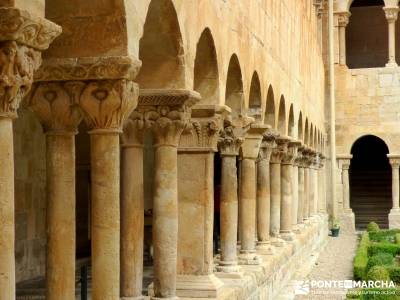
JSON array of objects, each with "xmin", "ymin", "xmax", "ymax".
[
  {"xmin": 368, "ymin": 243, "xmax": 400, "ymax": 257},
  {"xmin": 395, "ymin": 233, "xmax": 400, "ymax": 245},
  {"xmin": 366, "ymin": 253, "xmax": 394, "ymax": 272},
  {"xmin": 354, "ymin": 232, "xmax": 370, "ymax": 280},
  {"xmin": 366, "ymin": 266, "xmax": 391, "ymax": 282},
  {"xmin": 387, "ymin": 266, "xmax": 400, "ymax": 283},
  {"xmin": 367, "ymin": 222, "xmax": 380, "ymax": 232},
  {"xmin": 369, "ymin": 230, "xmax": 400, "ymax": 243}
]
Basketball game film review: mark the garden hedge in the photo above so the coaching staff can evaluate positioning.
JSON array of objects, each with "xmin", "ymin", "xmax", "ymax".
[{"xmin": 354, "ymin": 232, "xmax": 370, "ymax": 280}]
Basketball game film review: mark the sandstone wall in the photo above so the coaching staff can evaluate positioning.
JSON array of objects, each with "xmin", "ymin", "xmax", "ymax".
[{"xmin": 14, "ymin": 0, "xmax": 327, "ymax": 283}]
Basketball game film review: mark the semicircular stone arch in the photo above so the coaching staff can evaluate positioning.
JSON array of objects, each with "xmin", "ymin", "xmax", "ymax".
[
  {"xmin": 277, "ymin": 96, "xmax": 286, "ymax": 135},
  {"xmin": 264, "ymin": 85, "xmax": 275, "ymax": 127},
  {"xmin": 136, "ymin": 0, "xmax": 185, "ymax": 89},
  {"xmin": 193, "ymin": 28, "xmax": 220, "ymax": 104},
  {"xmin": 225, "ymin": 54, "xmax": 244, "ymax": 119},
  {"xmin": 248, "ymin": 72, "xmax": 262, "ymax": 121}
]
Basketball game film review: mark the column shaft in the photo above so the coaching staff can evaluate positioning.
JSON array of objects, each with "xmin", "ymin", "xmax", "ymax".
[
  {"xmin": 291, "ymin": 165, "xmax": 299, "ymax": 226},
  {"xmin": 153, "ymin": 145, "xmax": 178, "ymax": 298},
  {"xmin": 90, "ymin": 132, "xmax": 121, "ymax": 300},
  {"xmin": 46, "ymin": 134, "xmax": 76, "ymax": 300},
  {"xmin": 121, "ymin": 146, "xmax": 144, "ymax": 299},
  {"xmin": 280, "ymin": 163, "xmax": 292, "ymax": 233},
  {"xmin": 270, "ymin": 162, "xmax": 281, "ymax": 236},
  {"xmin": 0, "ymin": 118, "xmax": 15, "ymax": 300},
  {"xmin": 257, "ymin": 159, "xmax": 271, "ymax": 243},
  {"xmin": 388, "ymin": 21, "xmax": 396, "ymax": 65},
  {"xmin": 240, "ymin": 158, "xmax": 257, "ymax": 253},
  {"xmin": 298, "ymin": 167, "xmax": 305, "ymax": 223},
  {"xmin": 342, "ymin": 167, "xmax": 351, "ymax": 212},
  {"xmin": 303, "ymin": 167, "xmax": 309, "ymax": 219},
  {"xmin": 218, "ymin": 155, "xmax": 239, "ymax": 270},
  {"xmin": 339, "ymin": 26, "xmax": 347, "ymax": 65},
  {"xmin": 309, "ymin": 168, "xmax": 316, "ymax": 216},
  {"xmin": 392, "ymin": 165, "xmax": 400, "ymax": 210}
]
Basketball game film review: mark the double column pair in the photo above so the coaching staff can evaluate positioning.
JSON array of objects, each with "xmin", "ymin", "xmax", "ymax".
[
  {"xmin": 269, "ymin": 137, "xmax": 300, "ymax": 243},
  {"xmin": 0, "ymin": 7, "xmax": 61, "ymax": 300}
]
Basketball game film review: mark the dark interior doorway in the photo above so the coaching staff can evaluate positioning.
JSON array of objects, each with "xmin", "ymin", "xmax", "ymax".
[{"xmin": 350, "ymin": 135, "xmax": 391, "ymax": 229}]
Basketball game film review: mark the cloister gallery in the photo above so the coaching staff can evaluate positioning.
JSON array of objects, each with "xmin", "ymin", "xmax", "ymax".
[{"xmin": 2, "ymin": 0, "xmax": 400, "ymax": 299}]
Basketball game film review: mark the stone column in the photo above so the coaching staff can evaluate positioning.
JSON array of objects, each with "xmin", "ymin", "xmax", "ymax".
[
  {"xmin": 290, "ymin": 141, "xmax": 301, "ymax": 229},
  {"xmin": 269, "ymin": 136, "xmax": 289, "ymax": 246},
  {"xmin": 302, "ymin": 150, "xmax": 311, "ymax": 221},
  {"xmin": 0, "ymin": 8, "xmax": 60, "ymax": 300},
  {"xmin": 337, "ymin": 12, "xmax": 351, "ymax": 66},
  {"xmin": 120, "ymin": 114, "xmax": 145, "ymax": 300},
  {"xmin": 77, "ymin": 80, "xmax": 139, "ymax": 300},
  {"xmin": 256, "ymin": 132, "xmax": 277, "ymax": 254},
  {"xmin": 28, "ymin": 83, "xmax": 82, "ymax": 300},
  {"xmin": 280, "ymin": 140, "xmax": 299, "ymax": 241},
  {"xmin": 337, "ymin": 155, "xmax": 355, "ymax": 233},
  {"xmin": 239, "ymin": 124, "xmax": 268, "ymax": 264},
  {"xmin": 176, "ymin": 105, "xmax": 227, "ymax": 297},
  {"xmin": 216, "ymin": 124, "xmax": 244, "ymax": 275},
  {"xmin": 137, "ymin": 89, "xmax": 199, "ymax": 300},
  {"xmin": 309, "ymin": 152, "xmax": 319, "ymax": 217},
  {"xmin": 388, "ymin": 154, "xmax": 400, "ymax": 228},
  {"xmin": 297, "ymin": 147, "xmax": 305, "ymax": 225},
  {"xmin": 318, "ymin": 154, "xmax": 327, "ymax": 214},
  {"xmin": 384, "ymin": 6, "xmax": 399, "ymax": 67}
]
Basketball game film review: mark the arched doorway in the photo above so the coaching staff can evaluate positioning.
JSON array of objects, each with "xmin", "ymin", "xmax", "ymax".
[{"xmin": 350, "ymin": 135, "xmax": 391, "ymax": 229}]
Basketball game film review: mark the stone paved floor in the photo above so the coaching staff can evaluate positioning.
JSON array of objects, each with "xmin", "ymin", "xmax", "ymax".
[{"xmin": 280, "ymin": 232, "xmax": 359, "ymax": 300}]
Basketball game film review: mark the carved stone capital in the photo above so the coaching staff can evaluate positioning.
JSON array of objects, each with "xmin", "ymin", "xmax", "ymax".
[
  {"xmin": 241, "ymin": 123, "xmax": 270, "ymax": 160},
  {"xmin": 0, "ymin": 8, "xmax": 62, "ymax": 50},
  {"xmin": 318, "ymin": 153, "xmax": 326, "ymax": 168},
  {"xmin": 78, "ymin": 79, "xmax": 139, "ymax": 132},
  {"xmin": 384, "ymin": 6, "xmax": 399, "ymax": 22},
  {"xmin": 337, "ymin": 154, "xmax": 352, "ymax": 170},
  {"xmin": 0, "ymin": 41, "xmax": 42, "ymax": 118},
  {"xmin": 121, "ymin": 111, "xmax": 145, "ymax": 147},
  {"xmin": 136, "ymin": 89, "xmax": 200, "ymax": 147},
  {"xmin": 179, "ymin": 105, "xmax": 229, "ymax": 152},
  {"xmin": 28, "ymin": 81, "xmax": 83, "ymax": 134},
  {"xmin": 258, "ymin": 130, "xmax": 278, "ymax": 162},
  {"xmin": 388, "ymin": 154, "xmax": 400, "ymax": 169},
  {"xmin": 35, "ymin": 56, "xmax": 142, "ymax": 82},
  {"xmin": 218, "ymin": 115, "xmax": 252, "ymax": 156},
  {"xmin": 336, "ymin": 11, "xmax": 351, "ymax": 27},
  {"xmin": 282, "ymin": 140, "xmax": 301, "ymax": 165},
  {"xmin": 270, "ymin": 136, "xmax": 290, "ymax": 164}
]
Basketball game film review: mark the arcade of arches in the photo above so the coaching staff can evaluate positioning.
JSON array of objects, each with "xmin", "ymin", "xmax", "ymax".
[{"xmin": 1, "ymin": 0, "xmax": 400, "ymax": 299}]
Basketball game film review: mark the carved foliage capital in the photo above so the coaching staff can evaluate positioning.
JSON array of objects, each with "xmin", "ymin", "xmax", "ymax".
[
  {"xmin": 270, "ymin": 138, "xmax": 289, "ymax": 164},
  {"xmin": 258, "ymin": 136, "xmax": 277, "ymax": 162},
  {"xmin": 218, "ymin": 125, "xmax": 244, "ymax": 156},
  {"xmin": 79, "ymin": 79, "xmax": 139, "ymax": 132},
  {"xmin": 0, "ymin": 8, "xmax": 62, "ymax": 51},
  {"xmin": 179, "ymin": 115, "xmax": 223, "ymax": 151},
  {"xmin": 384, "ymin": 7, "xmax": 399, "ymax": 22},
  {"xmin": 121, "ymin": 110, "xmax": 145, "ymax": 146},
  {"xmin": 337, "ymin": 12, "xmax": 351, "ymax": 27},
  {"xmin": 28, "ymin": 81, "xmax": 83, "ymax": 133},
  {"xmin": 0, "ymin": 41, "xmax": 41, "ymax": 118}
]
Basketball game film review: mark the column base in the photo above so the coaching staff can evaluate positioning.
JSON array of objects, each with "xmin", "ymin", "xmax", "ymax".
[
  {"xmin": 270, "ymin": 236, "xmax": 286, "ymax": 247},
  {"xmin": 389, "ymin": 209, "xmax": 400, "ymax": 229},
  {"xmin": 176, "ymin": 274, "xmax": 223, "ymax": 298},
  {"xmin": 386, "ymin": 62, "xmax": 398, "ymax": 68},
  {"xmin": 238, "ymin": 251, "xmax": 262, "ymax": 265},
  {"xmin": 280, "ymin": 230, "xmax": 295, "ymax": 241},
  {"xmin": 151, "ymin": 297, "xmax": 179, "ymax": 300},
  {"xmin": 121, "ymin": 297, "xmax": 145, "ymax": 300},
  {"xmin": 339, "ymin": 211, "xmax": 355, "ymax": 234},
  {"xmin": 293, "ymin": 224, "xmax": 306, "ymax": 234},
  {"xmin": 215, "ymin": 263, "xmax": 244, "ymax": 279},
  {"xmin": 256, "ymin": 241, "xmax": 275, "ymax": 254}
]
